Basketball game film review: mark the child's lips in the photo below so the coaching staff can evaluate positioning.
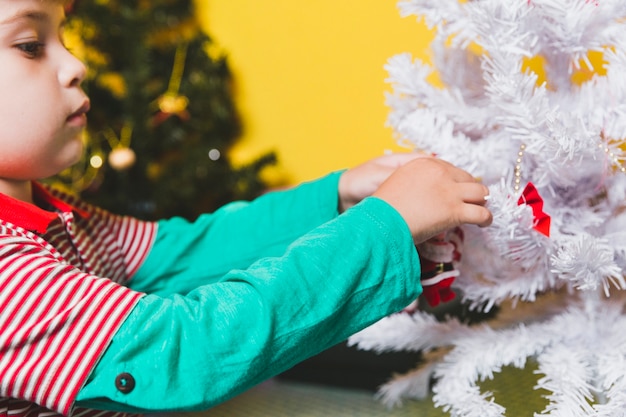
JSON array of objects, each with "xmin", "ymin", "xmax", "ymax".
[{"xmin": 67, "ymin": 100, "xmax": 90, "ymax": 125}]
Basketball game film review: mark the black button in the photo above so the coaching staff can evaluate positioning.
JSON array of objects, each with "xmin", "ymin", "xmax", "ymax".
[{"xmin": 115, "ymin": 372, "xmax": 136, "ymax": 394}]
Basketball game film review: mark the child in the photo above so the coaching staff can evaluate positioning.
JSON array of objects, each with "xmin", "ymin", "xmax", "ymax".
[{"xmin": 0, "ymin": 1, "xmax": 492, "ymax": 417}]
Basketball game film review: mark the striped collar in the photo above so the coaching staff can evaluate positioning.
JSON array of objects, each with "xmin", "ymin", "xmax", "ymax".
[{"xmin": 0, "ymin": 182, "xmax": 90, "ymax": 234}]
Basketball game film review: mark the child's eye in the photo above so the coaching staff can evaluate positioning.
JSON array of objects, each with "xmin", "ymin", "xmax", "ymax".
[{"xmin": 15, "ymin": 41, "xmax": 45, "ymax": 58}]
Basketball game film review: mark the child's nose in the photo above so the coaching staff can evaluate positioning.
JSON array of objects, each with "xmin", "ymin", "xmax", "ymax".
[{"xmin": 59, "ymin": 49, "xmax": 87, "ymax": 87}]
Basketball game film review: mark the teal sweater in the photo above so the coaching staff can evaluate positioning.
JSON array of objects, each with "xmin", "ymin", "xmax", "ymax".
[{"xmin": 75, "ymin": 173, "xmax": 421, "ymax": 413}]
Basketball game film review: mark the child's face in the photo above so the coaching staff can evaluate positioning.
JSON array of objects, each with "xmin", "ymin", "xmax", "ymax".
[{"xmin": 0, "ymin": 0, "xmax": 88, "ymax": 181}]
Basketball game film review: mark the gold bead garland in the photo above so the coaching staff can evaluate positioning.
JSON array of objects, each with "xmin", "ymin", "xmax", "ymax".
[
  {"xmin": 598, "ymin": 143, "xmax": 626, "ymax": 174},
  {"xmin": 514, "ymin": 143, "xmax": 526, "ymax": 192}
]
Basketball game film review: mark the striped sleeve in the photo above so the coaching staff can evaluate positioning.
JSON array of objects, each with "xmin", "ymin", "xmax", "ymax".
[
  {"xmin": 0, "ymin": 231, "xmax": 143, "ymax": 416},
  {"xmin": 110, "ymin": 215, "xmax": 155, "ymax": 278},
  {"xmin": 54, "ymin": 190, "xmax": 157, "ymax": 282}
]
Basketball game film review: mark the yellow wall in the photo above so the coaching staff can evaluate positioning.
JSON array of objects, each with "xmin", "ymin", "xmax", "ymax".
[{"xmin": 195, "ymin": 1, "xmax": 433, "ymax": 184}]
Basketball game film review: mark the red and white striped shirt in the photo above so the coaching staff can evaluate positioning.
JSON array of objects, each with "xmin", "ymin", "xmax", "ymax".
[{"xmin": 0, "ymin": 183, "xmax": 156, "ymax": 417}]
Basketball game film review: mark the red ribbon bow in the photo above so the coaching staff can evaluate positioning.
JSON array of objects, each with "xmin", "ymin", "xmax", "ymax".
[{"xmin": 517, "ymin": 182, "xmax": 551, "ymax": 237}]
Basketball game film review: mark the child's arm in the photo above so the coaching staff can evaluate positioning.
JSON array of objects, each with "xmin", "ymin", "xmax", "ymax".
[
  {"xmin": 128, "ymin": 172, "xmax": 343, "ymax": 295},
  {"xmin": 75, "ymin": 196, "xmax": 420, "ymax": 412},
  {"xmin": 128, "ymin": 153, "xmax": 426, "ymax": 296},
  {"xmin": 0, "ymin": 201, "xmax": 414, "ymax": 416},
  {"xmin": 73, "ymin": 157, "xmax": 490, "ymax": 413}
]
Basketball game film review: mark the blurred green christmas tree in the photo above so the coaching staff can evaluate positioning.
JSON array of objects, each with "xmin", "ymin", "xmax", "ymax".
[{"xmin": 51, "ymin": 0, "xmax": 277, "ymax": 220}]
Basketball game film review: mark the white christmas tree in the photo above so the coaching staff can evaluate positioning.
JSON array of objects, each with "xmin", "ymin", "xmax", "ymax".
[{"xmin": 348, "ymin": 1, "xmax": 626, "ymax": 416}]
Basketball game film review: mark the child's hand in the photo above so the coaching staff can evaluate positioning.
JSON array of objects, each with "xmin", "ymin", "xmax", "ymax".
[
  {"xmin": 372, "ymin": 157, "xmax": 492, "ymax": 244},
  {"xmin": 338, "ymin": 152, "xmax": 426, "ymax": 212}
]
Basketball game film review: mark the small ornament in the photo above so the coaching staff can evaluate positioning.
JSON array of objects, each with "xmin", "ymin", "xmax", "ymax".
[
  {"xmin": 152, "ymin": 93, "xmax": 190, "ymax": 126},
  {"xmin": 517, "ymin": 182, "xmax": 551, "ymax": 237},
  {"xmin": 108, "ymin": 147, "xmax": 136, "ymax": 171},
  {"xmin": 152, "ymin": 43, "xmax": 191, "ymax": 126},
  {"xmin": 101, "ymin": 123, "xmax": 135, "ymax": 171},
  {"xmin": 404, "ymin": 228, "xmax": 464, "ymax": 312}
]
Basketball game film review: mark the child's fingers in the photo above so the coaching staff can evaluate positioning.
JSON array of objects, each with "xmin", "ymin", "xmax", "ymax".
[
  {"xmin": 457, "ymin": 182, "xmax": 491, "ymax": 226},
  {"xmin": 460, "ymin": 203, "xmax": 493, "ymax": 227},
  {"xmin": 459, "ymin": 183, "xmax": 490, "ymax": 205}
]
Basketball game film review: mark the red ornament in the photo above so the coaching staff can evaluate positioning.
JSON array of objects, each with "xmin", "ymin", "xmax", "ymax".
[
  {"xmin": 404, "ymin": 228, "xmax": 464, "ymax": 312},
  {"xmin": 517, "ymin": 182, "xmax": 551, "ymax": 237}
]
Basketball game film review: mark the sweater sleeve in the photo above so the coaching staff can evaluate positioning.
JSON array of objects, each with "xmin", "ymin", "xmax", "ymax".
[
  {"xmin": 75, "ymin": 197, "xmax": 421, "ymax": 413},
  {"xmin": 128, "ymin": 172, "xmax": 343, "ymax": 296}
]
